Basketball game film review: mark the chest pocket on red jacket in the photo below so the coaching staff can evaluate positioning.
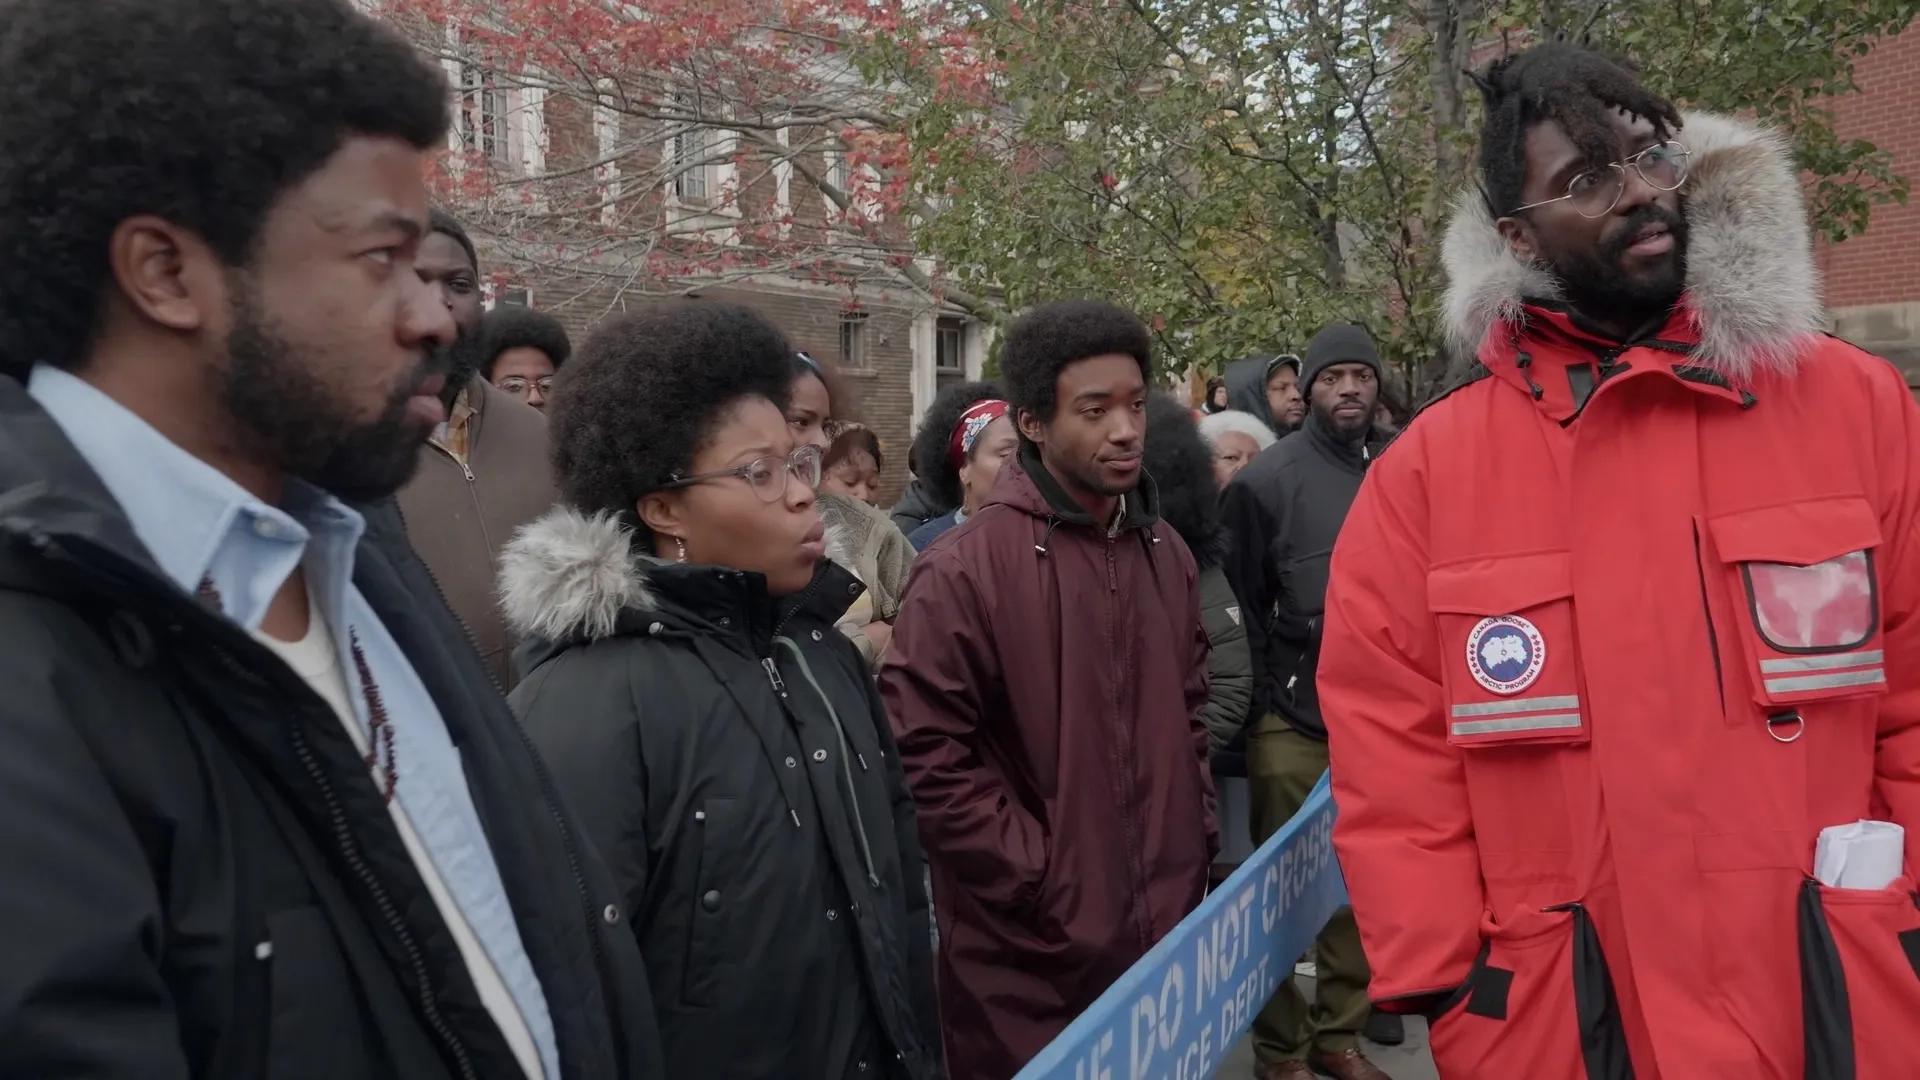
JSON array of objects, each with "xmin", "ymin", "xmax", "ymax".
[
  {"xmin": 1427, "ymin": 552, "xmax": 1587, "ymax": 750},
  {"xmin": 1707, "ymin": 498, "xmax": 1887, "ymax": 712}
]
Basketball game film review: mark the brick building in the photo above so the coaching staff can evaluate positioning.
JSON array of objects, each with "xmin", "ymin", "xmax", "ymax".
[
  {"xmin": 378, "ymin": 5, "xmax": 992, "ymax": 503},
  {"xmin": 1820, "ymin": 26, "xmax": 1920, "ymax": 383}
]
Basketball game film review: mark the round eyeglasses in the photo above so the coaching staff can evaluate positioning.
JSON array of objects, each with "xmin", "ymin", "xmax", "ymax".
[
  {"xmin": 1514, "ymin": 141, "xmax": 1690, "ymax": 220},
  {"xmin": 660, "ymin": 444, "xmax": 823, "ymax": 504}
]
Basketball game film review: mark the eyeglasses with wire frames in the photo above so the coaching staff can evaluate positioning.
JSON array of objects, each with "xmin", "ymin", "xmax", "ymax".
[
  {"xmin": 658, "ymin": 444, "xmax": 823, "ymax": 504},
  {"xmin": 496, "ymin": 375, "xmax": 555, "ymax": 396},
  {"xmin": 1512, "ymin": 141, "xmax": 1691, "ymax": 220}
]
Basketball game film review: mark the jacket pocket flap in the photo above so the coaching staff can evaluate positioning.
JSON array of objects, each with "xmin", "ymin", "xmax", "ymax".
[
  {"xmin": 1709, "ymin": 497, "xmax": 1881, "ymax": 566},
  {"xmin": 1428, "ymin": 552, "xmax": 1573, "ymax": 616}
]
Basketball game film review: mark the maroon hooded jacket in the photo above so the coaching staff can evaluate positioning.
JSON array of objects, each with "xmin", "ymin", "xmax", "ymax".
[{"xmin": 880, "ymin": 448, "xmax": 1217, "ymax": 1080}]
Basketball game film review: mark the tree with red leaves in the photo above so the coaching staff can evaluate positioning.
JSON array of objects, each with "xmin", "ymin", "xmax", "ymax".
[{"xmin": 374, "ymin": 0, "xmax": 990, "ymax": 320}]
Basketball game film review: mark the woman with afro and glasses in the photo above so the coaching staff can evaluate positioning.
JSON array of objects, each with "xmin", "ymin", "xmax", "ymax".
[{"xmin": 497, "ymin": 300, "xmax": 941, "ymax": 1080}]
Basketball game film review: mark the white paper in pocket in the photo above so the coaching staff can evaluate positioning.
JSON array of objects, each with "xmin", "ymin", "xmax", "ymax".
[{"xmin": 1814, "ymin": 819, "xmax": 1906, "ymax": 890}]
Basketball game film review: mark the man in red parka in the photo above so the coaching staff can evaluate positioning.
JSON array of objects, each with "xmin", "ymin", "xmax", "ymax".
[
  {"xmin": 881, "ymin": 300, "xmax": 1217, "ymax": 1080},
  {"xmin": 1320, "ymin": 43, "xmax": 1920, "ymax": 1080}
]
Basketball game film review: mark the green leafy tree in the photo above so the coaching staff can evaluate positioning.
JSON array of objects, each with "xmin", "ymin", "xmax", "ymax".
[{"xmin": 878, "ymin": 0, "xmax": 1918, "ymax": 396}]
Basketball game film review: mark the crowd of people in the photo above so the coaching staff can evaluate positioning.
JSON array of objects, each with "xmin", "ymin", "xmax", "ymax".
[{"xmin": 4, "ymin": 2, "xmax": 1920, "ymax": 1080}]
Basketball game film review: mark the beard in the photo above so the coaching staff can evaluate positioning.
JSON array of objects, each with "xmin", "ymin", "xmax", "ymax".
[
  {"xmin": 221, "ymin": 284, "xmax": 449, "ymax": 503},
  {"xmin": 1545, "ymin": 202, "xmax": 1690, "ymax": 330},
  {"xmin": 442, "ymin": 321, "xmax": 484, "ymax": 407},
  {"xmin": 1312, "ymin": 396, "xmax": 1374, "ymax": 444}
]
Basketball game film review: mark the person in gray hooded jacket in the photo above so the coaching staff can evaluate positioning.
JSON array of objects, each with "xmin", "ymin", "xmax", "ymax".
[{"xmin": 1222, "ymin": 353, "xmax": 1305, "ymax": 436}]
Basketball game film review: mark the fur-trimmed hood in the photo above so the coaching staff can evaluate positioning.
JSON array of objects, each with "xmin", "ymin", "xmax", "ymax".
[
  {"xmin": 1442, "ymin": 112, "xmax": 1824, "ymax": 381},
  {"xmin": 497, "ymin": 506, "xmax": 862, "ymax": 645}
]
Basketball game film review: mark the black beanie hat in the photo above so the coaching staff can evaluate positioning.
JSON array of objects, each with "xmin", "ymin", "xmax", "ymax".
[{"xmin": 1301, "ymin": 323, "xmax": 1382, "ymax": 388}]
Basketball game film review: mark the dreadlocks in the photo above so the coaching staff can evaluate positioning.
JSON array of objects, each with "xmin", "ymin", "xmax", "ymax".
[{"xmin": 1472, "ymin": 42, "xmax": 1683, "ymax": 218}]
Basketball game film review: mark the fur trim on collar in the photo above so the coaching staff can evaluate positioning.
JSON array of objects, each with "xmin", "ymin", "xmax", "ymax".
[
  {"xmin": 499, "ymin": 509, "xmax": 654, "ymax": 644},
  {"xmin": 1441, "ymin": 112, "xmax": 1825, "ymax": 381},
  {"xmin": 497, "ymin": 506, "xmax": 859, "ymax": 644}
]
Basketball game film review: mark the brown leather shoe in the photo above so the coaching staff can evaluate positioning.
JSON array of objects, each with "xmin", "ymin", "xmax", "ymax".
[
  {"xmin": 1307, "ymin": 1048, "xmax": 1393, "ymax": 1080},
  {"xmin": 1254, "ymin": 1061, "xmax": 1316, "ymax": 1080}
]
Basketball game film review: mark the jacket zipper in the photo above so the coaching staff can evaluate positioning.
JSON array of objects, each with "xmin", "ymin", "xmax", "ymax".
[
  {"xmin": 430, "ymin": 439, "xmax": 477, "ymax": 483},
  {"xmin": 777, "ymin": 636, "xmax": 881, "ymax": 887},
  {"xmin": 275, "ymin": 661, "xmax": 482, "ymax": 1080},
  {"xmin": 1104, "ymin": 537, "xmax": 1151, "ymax": 949},
  {"xmin": 29, "ymin": 532, "xmax": 486, "ymax": 1079},
  {"xmin": 1693, "ymin": 522, "xmax": 1727, "ymax": 714}
]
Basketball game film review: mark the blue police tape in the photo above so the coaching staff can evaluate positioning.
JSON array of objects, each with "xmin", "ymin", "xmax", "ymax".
[{"xmin": 1013, "ymin": 770, "xmax": 1345, "ymax": 1080}]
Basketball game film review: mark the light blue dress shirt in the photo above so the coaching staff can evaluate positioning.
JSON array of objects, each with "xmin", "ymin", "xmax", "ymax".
[{"xmin": 29, "ymin": 365, "xmax": 560, "ymax": 1079}]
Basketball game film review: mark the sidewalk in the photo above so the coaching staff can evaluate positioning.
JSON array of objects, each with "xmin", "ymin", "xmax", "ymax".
[{"xmin": 1221, "ymin": 973, "xmax": 1439, "ymax": 1080}]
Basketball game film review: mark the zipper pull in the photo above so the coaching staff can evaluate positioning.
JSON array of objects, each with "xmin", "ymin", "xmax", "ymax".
[
  {"xmin": 460, "ymin": 461, "xmax": 474, "ymax": 482},
  {"xmin": 1286, "ymin": 674, "xmax": 1298, "ymax": 691},
  {"xmin": 761, "ymin": 657, "xmax": 786, "ymax": 694},
  {"xmin": 856, "ymin": 752, "xmax": 869, "ymax": 772}
]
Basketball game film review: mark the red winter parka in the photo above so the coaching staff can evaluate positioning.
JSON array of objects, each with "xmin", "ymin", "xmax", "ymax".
[
  {"xmin": 1321, "ymin": 112, "xmax": 1920, "ymax": 1080},
  {"xmin": 880, "ymin": 448, "xmax": 1217, "ymax": 1080}
]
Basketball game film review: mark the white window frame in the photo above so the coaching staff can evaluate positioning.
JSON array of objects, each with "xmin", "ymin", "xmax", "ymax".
[
  {"xmin": 459, "ymin": 61, "xmax": 515, "ymax": 169},
  {"xmin": 821, "ymin": 140, "xmax": 883, "ymax": 225},
  {"xmin": 482, "ymin": 283, "xmax": 534, "ymax": 311},
  {"xmin": 668, "ymin": 94, "xmax": 711, "ymax": 204},
  {"xmin": 935, "ymin": 317, "xmax": 965, "ymax": 373},
  {"xmin": 838, "ymin": 311, "xmax": 871, "ymax": 372},
  {"xmin": 594, "ymin": 81, "xmax": 623, "ymax": 226}
]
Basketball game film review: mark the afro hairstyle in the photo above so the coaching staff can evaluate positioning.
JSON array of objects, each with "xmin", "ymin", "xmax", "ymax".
[
  {"xmin": 1471, "ymin": 41, "xmax": 1682, "ymax": 219},
  {"xmin": 1001, "ymin": 300, "xmax": 1153, "ymax": 424},
  {"xmin": 1143, "ymin": 391, "xmax": 1225, "ymax": 570},
  {"xmin": 0, "ymin": 0, "xmax": 449, "ymax": 370},
  {"xmin": 910, "ymin": 380, "xmax": 1005, "ymax": 512},
  {"xmin": 550, "ymin": 300, "xmax": 794, "ymax": 523},
  {"xmin": 480, "ymin": 305, "xmax": 572, "ymax": 380}
]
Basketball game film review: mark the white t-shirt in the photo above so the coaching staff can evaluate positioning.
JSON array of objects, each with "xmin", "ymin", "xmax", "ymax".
[{"xmin": 255, "ymin": 604, "xmax": 545, "ymax": 1080}]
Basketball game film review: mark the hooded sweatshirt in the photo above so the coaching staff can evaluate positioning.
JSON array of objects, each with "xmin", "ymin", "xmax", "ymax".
[{"xmin": 1223, "ymin": 354, "xmax": 1301, "ymax": 436}]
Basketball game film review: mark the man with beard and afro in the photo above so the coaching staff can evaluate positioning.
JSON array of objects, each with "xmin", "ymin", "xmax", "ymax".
[
  {"xmin": 1318, "ymin": 41, "xmax": 1920, "ymax": 1079},
  {"xmin": 0, "ymin": 1, "xmax": 662, "ymax": 1076},
  {"xmin": 881, "ymin": 300, "xmax": 1215, "ymax": 1079},
  {"xmin": 397, "ymin": 209, "xmax": 560, "ymax": 689}
]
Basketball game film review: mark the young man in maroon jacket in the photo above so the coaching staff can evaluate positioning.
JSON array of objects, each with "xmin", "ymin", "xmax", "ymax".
[{"xmin": 881, "ymin": 299, "xmax": 1217, "ymax": 1080}]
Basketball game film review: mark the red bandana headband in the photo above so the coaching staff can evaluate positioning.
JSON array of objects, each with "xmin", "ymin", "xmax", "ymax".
[{"xmin": 950, "ymin": 399, "xmax": 1010, "ymax": 469}]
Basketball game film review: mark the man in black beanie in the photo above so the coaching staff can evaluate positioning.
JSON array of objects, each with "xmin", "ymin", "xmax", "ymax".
[{"xmin": 1219, "ymin": 322, "xmax": 1390, "ymax": 1080}]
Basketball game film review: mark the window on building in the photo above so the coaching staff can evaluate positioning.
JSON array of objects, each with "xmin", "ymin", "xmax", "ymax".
[
  {"xmin": 936, "ymin": 317, "xmax": 965, "ymax": 373},
  {"xmin": 483, "ymin": 284, "xmax": 534, "ymax": 311},
  {"xmin": 671, "ymin": 95, "xmax": 710, "ymax": 202},
  {"xmin": 839, "ymin": 312, "xmax": 870, "ymax": 371},
  {"xmin": 827, "ymin": 147, "xmax": 851, "ymax": 193},
  {"xmin": 459, "ymin": 62, "xmax": 513, "ymax": 167}
]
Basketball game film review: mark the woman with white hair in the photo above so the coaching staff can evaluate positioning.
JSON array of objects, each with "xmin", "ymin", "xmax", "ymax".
[{"xmin": 1199, "ymin": 408, "xmax": 1278, "ymax": 487}]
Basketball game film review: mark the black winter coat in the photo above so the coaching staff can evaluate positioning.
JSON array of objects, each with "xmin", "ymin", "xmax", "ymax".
[
  {"xmin": 0, "ymin": 380, "xmax": 663, "ymax": 1079},
  {"xmin": 1218, "ymin": 411, "xmax": 1382, "ymax": 739},
  {"xmin": 500, "ymin": 507, "xmax": 943, "ymax": 1080},
  {"xmin": 888, "ymin": 479, "xmax": 947, "ymax": 539}
]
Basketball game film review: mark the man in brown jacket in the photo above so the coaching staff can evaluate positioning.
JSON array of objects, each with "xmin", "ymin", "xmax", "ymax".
[
  {"xmin": 880, "ymin": 300, "xmax": 1216, "ymax": 1080},
  {"xmin": 400, "ymin": 210, "xmax": 558, "ymax": 687}
]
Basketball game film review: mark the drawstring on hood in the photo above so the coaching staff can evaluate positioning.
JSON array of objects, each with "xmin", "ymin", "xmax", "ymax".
[{"xmin": 1441, "ymin": 112, "xmax": 1826, "ymax": 383}]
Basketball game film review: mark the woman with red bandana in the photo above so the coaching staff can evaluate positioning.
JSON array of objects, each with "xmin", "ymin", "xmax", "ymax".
[{"xmin": 908, "ymin": 396, "xmax": 1017, "ymax": 551}]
